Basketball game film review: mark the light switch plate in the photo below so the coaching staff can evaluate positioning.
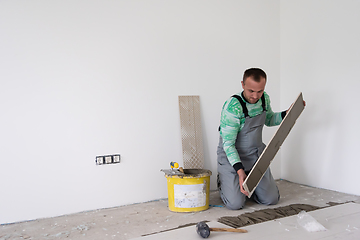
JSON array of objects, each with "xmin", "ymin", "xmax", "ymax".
[{"xmin": 95, "ymin": 154, "xmax": 121, "ymax": 165}]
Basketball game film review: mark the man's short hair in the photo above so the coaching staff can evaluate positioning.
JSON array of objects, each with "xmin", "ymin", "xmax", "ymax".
[{"xmin": 243, "ymin": 68, "xmax": 267, "ymax": 82}]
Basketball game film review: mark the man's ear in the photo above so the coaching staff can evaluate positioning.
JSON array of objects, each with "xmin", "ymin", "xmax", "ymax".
[{"xmin": 241, "ymin": 81, "xmax": 245, "ymax": 89}]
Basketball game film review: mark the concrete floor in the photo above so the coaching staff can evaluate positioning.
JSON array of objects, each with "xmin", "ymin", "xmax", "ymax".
[{"xmin": 1, "ymin": 180, "xmax": 360, "ymax": 240}]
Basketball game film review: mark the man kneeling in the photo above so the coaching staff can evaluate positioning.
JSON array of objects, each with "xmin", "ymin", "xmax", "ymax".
[{"xmin": 217, "ymin": 68, "xmax": 286, "ymax": 210}]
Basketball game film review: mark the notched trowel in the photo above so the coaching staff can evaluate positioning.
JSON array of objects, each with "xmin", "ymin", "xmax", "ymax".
[{"xmin": 160, "ymin": 162, "xmax": 185, "ymax": 176}]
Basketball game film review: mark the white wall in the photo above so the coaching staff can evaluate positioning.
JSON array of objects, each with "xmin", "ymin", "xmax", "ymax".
[
  {"xmin": 0, "ymin": 0, "xmax": 281, "ymax": 224},
  {"xmin": 280, "ymin": 1, "xmax": 360, "ymax": 195}
]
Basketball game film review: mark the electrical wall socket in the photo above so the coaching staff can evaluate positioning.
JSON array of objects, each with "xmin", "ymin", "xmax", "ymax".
[
  {"xmin": 113, "ymin": 155, "xmax": 120, "ymax": 163},
  {"xmin": 96, "ymin": 154, "xmax": 121, "ymax": 165}
]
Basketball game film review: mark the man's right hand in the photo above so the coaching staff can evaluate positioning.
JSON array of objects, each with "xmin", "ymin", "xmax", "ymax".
[{"xmin": 237, "ymin": 169, "xmax": 249, "ymax": 196}]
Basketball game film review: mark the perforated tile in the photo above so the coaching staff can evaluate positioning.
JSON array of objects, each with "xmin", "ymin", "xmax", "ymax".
[{"xmin": 178, "ymin": 96, "xmax": 204, "ymax": 169}]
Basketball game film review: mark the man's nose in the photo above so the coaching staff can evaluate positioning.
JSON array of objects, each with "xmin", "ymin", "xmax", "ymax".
[{"xmin": 254, "ymin": 93, "xmax": 261, "ymax": 99}]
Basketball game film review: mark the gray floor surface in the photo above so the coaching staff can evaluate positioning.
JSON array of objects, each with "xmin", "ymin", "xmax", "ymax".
[
  {"xmin": 133, "ymin": 203, "xmax": 360, "ymax": 240},
  {"xmin": 1, "ymin": 180, "xmax": 360, "ymax": 240}
]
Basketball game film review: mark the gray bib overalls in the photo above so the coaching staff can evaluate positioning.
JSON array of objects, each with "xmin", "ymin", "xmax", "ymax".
[{"xmin": 217, "ymin": 94, "xmax": 279, "ymax": 210}]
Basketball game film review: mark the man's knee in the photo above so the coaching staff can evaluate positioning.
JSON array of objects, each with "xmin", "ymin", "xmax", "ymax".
[
  {"xmin": 265, "ymin": 193, "xmax": 280, "ymax": 205},
  {"xmin": 221, "ymin": 194, "xmax": 246, "ymax": 210},
  {"xmin": 225, "ymin": 200, "xmax": 245, "ymax": 210},
  {"xmin": 255, "ymin": 191, "xmax": 280, "ymax": 206},
  {"xmin": 255, "ymin": 170, "xmax": 280, "ymax": 205}
]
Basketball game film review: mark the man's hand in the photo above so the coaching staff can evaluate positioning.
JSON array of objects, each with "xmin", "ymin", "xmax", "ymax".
[{"xmin": 237, "ymin": 169, "xmax": 249, "ymax": 196}]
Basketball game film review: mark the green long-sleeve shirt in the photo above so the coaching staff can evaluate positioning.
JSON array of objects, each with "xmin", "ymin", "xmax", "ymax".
[{"xmin": 219, "ymin": 91, "xmax": 285, "ymax": 169}]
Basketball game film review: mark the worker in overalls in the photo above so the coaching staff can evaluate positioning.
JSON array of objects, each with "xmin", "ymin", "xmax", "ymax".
[{"xmin": 217, "ymin": 68, "xmax": 286, "ymax": 210}]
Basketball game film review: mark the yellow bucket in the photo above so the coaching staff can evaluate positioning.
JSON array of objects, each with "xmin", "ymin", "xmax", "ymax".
[{"xmin": 163, "ymin": 169, "xmax": 212, "ymax": 212}]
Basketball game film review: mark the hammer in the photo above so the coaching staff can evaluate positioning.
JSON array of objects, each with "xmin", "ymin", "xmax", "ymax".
[{"xmin": 196, "ymin": 221, "xmax": 247, "ymax": 238}]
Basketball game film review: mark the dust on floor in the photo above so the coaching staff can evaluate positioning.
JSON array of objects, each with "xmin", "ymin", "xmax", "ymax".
[{"xmin": 1, "ymin": 180, "xmax": 360, "ymax": 240}]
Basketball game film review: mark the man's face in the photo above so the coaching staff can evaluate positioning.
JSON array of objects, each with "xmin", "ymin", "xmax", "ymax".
[{"xmin": 241, "ymin": 77, "xmax": 266, "ymax": 104}]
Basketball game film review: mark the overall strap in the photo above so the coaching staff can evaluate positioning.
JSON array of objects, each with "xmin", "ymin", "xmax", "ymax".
[
  {"xmin": 261, "ymin": 94, "xmax": 266, "ymax": 112},
  {"xmin": 231, "ymin": 95, "xmax": 249, "ymax": 117},
  {"xmin": 218, "ymin": 94, "xmax": 266, "ymax": 131}
]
